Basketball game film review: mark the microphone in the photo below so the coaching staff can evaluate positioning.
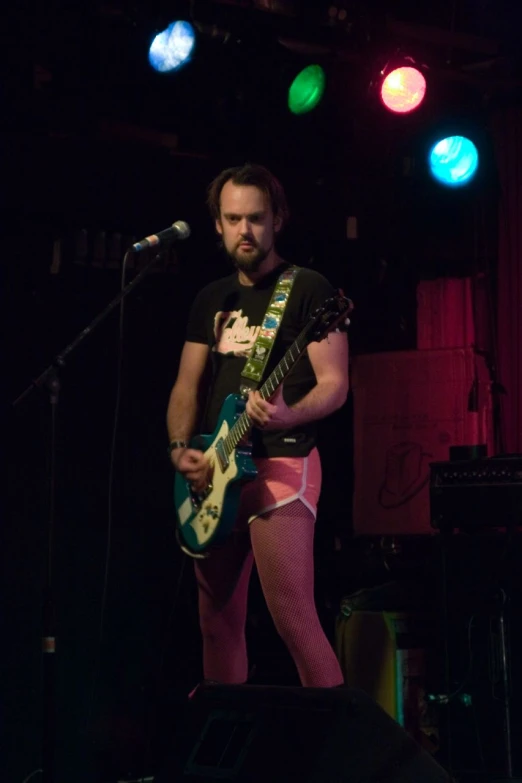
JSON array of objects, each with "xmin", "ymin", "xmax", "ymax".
[{"xmin": 132, "ymin": 220, "xmax": 191, "ymax": 252}]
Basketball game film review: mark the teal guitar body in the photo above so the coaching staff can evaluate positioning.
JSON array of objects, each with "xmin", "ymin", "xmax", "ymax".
[{"xmin": 174, "ymin": 393, "xmax": 258, "ymax": 556}]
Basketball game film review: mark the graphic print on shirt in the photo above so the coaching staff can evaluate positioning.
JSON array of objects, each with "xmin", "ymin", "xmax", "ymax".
[{"xmin": 213, "ymin": 310, "xmax": 261, "ymax": 357}]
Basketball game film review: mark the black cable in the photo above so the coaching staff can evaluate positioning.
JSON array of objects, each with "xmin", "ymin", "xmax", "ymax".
[
  {"xmin": 86, "ymin": 248, "xmax": 133, "ymax": 728},
  {"xmin": 470, "ymin": 701, "xmax": 487, "ymax": 772},
  {"xmin": 20, "ymin": 771, "xmax": 43, "ymax": 783},
  {"xmin": 81, "ymin": 247, "xmax": 192, "ymax": 778}
]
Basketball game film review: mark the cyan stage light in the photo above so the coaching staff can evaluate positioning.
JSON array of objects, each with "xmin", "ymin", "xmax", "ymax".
[{"xmin": 428, "ymin": 135, "xmax": 479, "ymax": 187}]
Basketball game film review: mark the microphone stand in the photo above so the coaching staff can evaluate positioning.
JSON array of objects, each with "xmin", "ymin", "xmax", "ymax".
[{"xmin": 13, "ymin": 249, "xmax": 162, "ymax": 783}]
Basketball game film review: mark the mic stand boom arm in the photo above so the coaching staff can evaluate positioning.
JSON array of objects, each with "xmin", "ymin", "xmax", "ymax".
[{"xmin": 14, "ymin": 250, "xmax": 161, "ymax": 407}]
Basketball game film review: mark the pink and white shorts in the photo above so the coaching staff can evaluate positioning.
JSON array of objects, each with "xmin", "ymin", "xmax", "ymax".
[{"xmin": 236, "ymin": 447, "xmax": 322, "ymax": 527}]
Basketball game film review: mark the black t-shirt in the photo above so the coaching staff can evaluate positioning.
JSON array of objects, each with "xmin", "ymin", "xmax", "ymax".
[{"xmin": 186, "ymin": 263, "xmax": 337, "ymax": 457}]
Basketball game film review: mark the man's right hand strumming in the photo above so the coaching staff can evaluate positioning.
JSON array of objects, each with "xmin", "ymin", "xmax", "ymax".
[{"xmin": 171, "ymin": 447, "xmax": 211, "ymax": 494}]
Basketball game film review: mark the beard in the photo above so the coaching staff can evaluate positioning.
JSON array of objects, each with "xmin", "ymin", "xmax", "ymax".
[{"xmin": 226, "ymin": 240, "xmax": 271, "ymax": 273}]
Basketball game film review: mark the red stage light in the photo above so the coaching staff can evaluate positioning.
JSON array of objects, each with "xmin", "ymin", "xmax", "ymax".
[{"xmin": 380, "ymin": 66, "xmax": 426, "ymax": 114}]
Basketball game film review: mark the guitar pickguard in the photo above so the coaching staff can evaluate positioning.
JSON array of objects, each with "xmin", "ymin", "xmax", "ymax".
[{"xmin": 188, "ymin": 418, "xmax": 239, "ymax": 546}]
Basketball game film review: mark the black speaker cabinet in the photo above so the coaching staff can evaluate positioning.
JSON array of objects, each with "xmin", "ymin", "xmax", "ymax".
[{"xmin": 156, "ymin": 684, "xmax": 452, "ymax": 782}]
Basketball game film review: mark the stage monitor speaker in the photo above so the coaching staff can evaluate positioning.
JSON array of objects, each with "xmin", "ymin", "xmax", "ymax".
[{"xmin": 155, "ymin": 684, "xmax": 452, "ymax": 782}]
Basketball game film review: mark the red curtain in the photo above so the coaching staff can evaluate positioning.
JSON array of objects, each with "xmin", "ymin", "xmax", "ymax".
[{"xmin": 493, "ymin": 109, "xmax": 522, "ymax": 454}]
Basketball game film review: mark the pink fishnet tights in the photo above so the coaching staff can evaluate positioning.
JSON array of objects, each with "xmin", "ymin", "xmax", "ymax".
[{"xmin": 194, "ymin": 500, "xmax": 344, "ymax": 687}]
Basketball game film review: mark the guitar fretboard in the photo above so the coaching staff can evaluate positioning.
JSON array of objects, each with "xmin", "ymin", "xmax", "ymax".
[{"xmin": 223, "ymin": 331, "xmax": 307, "ymax": 456}]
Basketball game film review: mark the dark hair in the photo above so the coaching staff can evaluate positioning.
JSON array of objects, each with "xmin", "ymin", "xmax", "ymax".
[{"xmin": 207, "ymin": 163, "xmax": 290, "ymax": 229}]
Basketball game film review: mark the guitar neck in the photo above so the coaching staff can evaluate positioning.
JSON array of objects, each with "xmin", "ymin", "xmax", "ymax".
[{"xmin": 225, "ymin": 331, "xmax": 308, "ymax": 454}]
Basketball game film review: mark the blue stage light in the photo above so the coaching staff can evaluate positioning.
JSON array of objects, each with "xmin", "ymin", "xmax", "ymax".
[
  {"xmin": 148, "ymin": 20, "xmax": 196, "ymax": 73},
  {"xmin": 428, "ymin": 136, "xmax": 479, "ymax": 187}
]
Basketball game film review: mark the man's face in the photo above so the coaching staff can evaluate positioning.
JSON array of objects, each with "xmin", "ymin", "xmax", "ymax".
[{"xmin": 216, "ymin": 181, "xmax": 281, "ymax": 273}]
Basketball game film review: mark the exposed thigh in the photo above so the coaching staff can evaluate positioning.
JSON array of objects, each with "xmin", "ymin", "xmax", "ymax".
[{"xmin": 249, "ymin": 500, "xmax": 316, "ymax": 601}]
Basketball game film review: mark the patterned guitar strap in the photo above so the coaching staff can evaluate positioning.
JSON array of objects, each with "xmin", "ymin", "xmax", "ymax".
[{"xmin": 239, "ymin": 264, "xmax": 300, "ymax": 397}]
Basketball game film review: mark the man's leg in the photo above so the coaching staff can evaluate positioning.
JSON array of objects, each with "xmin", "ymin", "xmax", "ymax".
[
  {"xmin": 194, "ymin": 532, "xmax": 253, "ymax": 683},
  {"xmin": 250, "ymin": 501, "xmax": 344, "ymax": 687}
]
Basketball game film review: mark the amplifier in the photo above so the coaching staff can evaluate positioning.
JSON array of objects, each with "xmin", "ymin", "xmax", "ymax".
[{"xmin": 429, "ymin": 455, "xmax": 522, "ymax": 531}]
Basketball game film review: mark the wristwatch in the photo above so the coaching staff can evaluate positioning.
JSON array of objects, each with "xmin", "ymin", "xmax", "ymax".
[{"xmin": 168, "ymin": 439, "xmax": 188, "ymax": 455}]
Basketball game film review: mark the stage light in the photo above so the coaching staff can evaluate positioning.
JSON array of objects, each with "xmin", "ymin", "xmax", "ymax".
[
  {"xmin": 148, "ymin": 20, "xmax": 196, "ymax": 73},
  {"xmin": 288, "ymin": 65, "xmax": 326, "ymax": 115},
  {"xmin": 380, "ymin": 65, "xmax": 426, "ymax": 114},
  {"xmin": 428, "ymin": 135, "xmax": 479, "ymax": 187}
]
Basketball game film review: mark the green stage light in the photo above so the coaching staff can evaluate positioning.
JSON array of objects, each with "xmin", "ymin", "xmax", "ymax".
[{"xmin": 288, "ymin": 64, "xmax": 326, "ymax": 115}]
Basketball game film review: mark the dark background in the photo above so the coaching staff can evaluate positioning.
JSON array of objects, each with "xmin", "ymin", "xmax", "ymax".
[{"xmin": 3, "ymin": 1, "xmax": 522, "ymax": 781}]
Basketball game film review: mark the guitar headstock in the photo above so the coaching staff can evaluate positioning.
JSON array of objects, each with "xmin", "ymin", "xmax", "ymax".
[{"xmin": 306, "ymin": 292, "xmax": 354, "ymax": 343}]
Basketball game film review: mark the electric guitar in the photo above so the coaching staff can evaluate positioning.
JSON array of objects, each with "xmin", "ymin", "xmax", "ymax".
[{"xmin": 174, "ymin": 293, "xmax": 353, "ymax": 557}]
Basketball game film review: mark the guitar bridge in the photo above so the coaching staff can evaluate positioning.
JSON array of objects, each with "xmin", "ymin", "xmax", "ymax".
[{"xmin": 190, "ymin": 481, "xmax": 213, "ymax": 506}]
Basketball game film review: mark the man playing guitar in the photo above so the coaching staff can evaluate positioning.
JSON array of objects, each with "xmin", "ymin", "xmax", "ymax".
[{"xmin": 166, "ymin": 163, "xmax": 349, "ymax": 689}]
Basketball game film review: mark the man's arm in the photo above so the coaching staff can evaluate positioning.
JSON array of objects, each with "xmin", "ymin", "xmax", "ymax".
[
  {"xmin": 246, "ymin": 331, "xmax": 349, "ymax": 429},
  {"xmin": 167, "ymin": 341, "xmax": 212, "ymax": 490},
  {"xmin": 289, "ymin": 331, "xmax": 349, "ymax": 424},
  {"xmin": 166, "ymin": 341, "xmax": 210, "ymax": 442}
]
